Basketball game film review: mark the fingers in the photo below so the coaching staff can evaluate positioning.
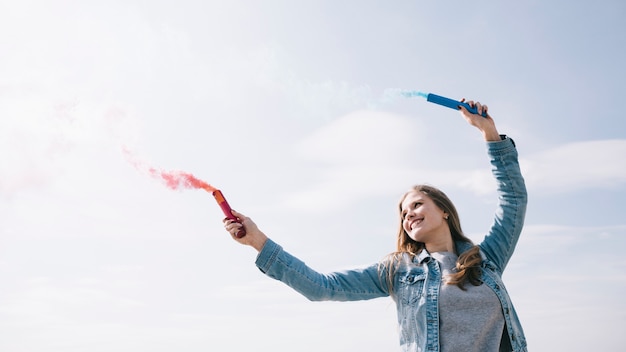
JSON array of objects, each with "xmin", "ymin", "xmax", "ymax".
[
  {"xmin": 223, "ymin": 218, "xmax": 244, "ymax": 238},
  {"xmin": 221, "ymin": 210, "xmax": 245, "ymax": 226},
  {"xmin": 458, "ymin": 98, "xmax": 499, "ymax": 140},
  {"xmin": 222, "ymin": 209, "xmax": 251, "ymax": 239},
  {"xmin": 459, "ymin": 99, "xmax": 490, "ymax": 119},
  {"xmin": 475, "ymin": 102, "xmax": 488, "ymax": 116},
  {"xmin": 231, "ymin": 209, "xmax": 245, "ymax": 219},
  {"xmin": 458, "ymin": 99, "xmax": 473, "ymax": 119}
]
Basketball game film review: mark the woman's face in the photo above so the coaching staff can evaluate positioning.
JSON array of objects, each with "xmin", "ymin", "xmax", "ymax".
[{"xmin": 400, "ymin": 191, "xmax": 449, "ymax": 245}]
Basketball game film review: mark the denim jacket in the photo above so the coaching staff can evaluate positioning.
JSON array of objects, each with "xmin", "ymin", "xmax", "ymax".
[{"xmin": 256, "ymin": 137, "xmax": 528, "ymax": 352}]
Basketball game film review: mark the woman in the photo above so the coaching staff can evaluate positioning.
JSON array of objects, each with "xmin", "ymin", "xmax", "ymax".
[{"xmin": 224, "ymin": 100, "xmax": 528, "ymax": 352}]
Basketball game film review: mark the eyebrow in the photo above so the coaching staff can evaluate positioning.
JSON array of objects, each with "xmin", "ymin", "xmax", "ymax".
[{"xmin": 401, "ymin": 196, "xmax": 424, "ymax": 213}]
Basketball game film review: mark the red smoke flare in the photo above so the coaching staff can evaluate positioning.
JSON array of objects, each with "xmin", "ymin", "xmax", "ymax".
[{"xmin": 122, "ymin": 146, "xmax": 246, "ymax": 237}]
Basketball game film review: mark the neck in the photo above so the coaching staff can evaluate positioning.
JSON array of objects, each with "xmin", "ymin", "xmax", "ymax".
[
  {"xmin": 424, "ymin": 232, "xmax": 454, "ymax": 253},
  {"xmin": 426, "ymin": 243, "xmax": 454, "ymax": 253}
]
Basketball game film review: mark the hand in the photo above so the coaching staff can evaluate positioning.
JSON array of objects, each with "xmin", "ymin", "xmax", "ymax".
[
  {"xmin": 459, "ymin": 99, "xmax": 501, "ymax": 141},
  {"xmin": 223, "ymin": 210, "xmax": 268, "ymax": 252}
]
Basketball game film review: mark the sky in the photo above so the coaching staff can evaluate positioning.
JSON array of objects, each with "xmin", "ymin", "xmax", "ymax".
[{"xmin": 1, "ymin": 0, "xmax": 625, "ymax": 351}]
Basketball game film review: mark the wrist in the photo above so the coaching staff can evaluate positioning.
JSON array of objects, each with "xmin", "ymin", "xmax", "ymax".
[
  {"xmin": 483, "ymin": 129, "xmax": 501, "ymax": 142},
  {"xmin": 251, "ymin": 234, "xmax": 269, "ymax": 252}
]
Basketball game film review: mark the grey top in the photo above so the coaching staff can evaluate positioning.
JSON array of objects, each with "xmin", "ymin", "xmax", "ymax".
[{"xmin": 432, "ymin": 251, "xmax": 505, "ymax": 352}]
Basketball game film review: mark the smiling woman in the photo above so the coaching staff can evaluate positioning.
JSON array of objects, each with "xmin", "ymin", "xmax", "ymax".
[
  {"xmin": 397, "ymin": 184, "xmax": 483, "ymax": 290},
  {"xmin": 223, "ymin": 100, "xmax": 529, "ymax": 352},
  {"xmin": 2, "ymin": 0, "xmax": 625, "ymax": 350},
  {"xmin": 400, "ymin": 187, "xmax": 452, "ymax": 249}
]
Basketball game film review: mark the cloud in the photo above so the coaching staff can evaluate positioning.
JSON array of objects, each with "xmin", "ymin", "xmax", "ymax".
[
  {"xmin": 521, "ymin": 139, "xmax": 626, "ymax": 193},
  {"xmin": 420, "ymin": 139, "xmax": 626, "ymax": 197},
  {"xmin": 295, "ymin": 109, "xmax": 421, "ymax": 165},
  {"xmin": 0, "ymin": 277, "xmax": 145, "ymax": 331},
  {"xmin": 281, "ymin": 109, "xmax": 431, "ymax": 211},
  {"xmin": 281, "ymin": 136, "xmax": 626, "ymax": 213},
  {"xmin": 519, "ymin": 223, "xmax": 626, "ymax": 250}
]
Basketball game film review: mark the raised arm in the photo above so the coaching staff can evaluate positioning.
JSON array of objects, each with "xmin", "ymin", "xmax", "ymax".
[{"xmin": 459, "ymin": 100, "xmax": 528, "ymax": 272}]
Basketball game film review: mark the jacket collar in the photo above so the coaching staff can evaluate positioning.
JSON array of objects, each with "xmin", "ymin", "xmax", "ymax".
[
  {"xmin": 416, "ymin": 248, "xmax": 431, "ymax": 264},
  {"xmin": 415, "ymin": 240, "xmax": 474, "ymax": 264}
]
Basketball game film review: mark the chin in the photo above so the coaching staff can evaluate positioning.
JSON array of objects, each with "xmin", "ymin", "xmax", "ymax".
[
  {"xmin": 408, "ymin": 230, "xmax": 429, "ymax": 244},
  {"xmin": 407, "ymin": 233, "xmax": 422, "ymax": 243}
]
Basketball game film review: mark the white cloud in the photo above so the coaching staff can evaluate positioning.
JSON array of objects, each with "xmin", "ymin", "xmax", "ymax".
[
  {"xmin": 295, "ymin": 109, "xmax": 421, "ymax": 164},
  {"xmin": 282, "ymin": 138, "xmax": 626, "ymax": 212},
  {"xmin": 418, "ymin": 139, "xmax": 626, "ymax": 198},
  {"xmin": 521, "ymin": 139, "xmax": 626, "ymax": 193},
  {"xmin": 282, "ymin": 110, "xmax": 433, "ymax": 211},
  {"xmin": 517, "ymin": 223, "xmax": 626, "ymax": 253},
  {"xmin": 502, "ymin": 222, "xmax": 626, "ymax": 351}
]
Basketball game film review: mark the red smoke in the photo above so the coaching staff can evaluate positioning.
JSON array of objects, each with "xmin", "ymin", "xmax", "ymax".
[{"xmin": 122, "ymin": 146, "xmax": 216, "ymax": 193}]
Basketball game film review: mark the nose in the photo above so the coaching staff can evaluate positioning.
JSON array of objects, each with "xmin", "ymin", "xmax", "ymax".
[{"xmin": 405, "ymin": 209, "xmax": 415, "ymax": 220}]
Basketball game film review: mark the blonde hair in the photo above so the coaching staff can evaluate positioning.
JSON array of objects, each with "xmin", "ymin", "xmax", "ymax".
[{"xmin": 383, "ymin": 185, "xmax": 482, "ymax": 292}]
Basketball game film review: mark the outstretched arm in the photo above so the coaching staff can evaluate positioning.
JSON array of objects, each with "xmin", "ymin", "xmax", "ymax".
[{"xmin": 223, "ymin": 211, "xmax": 389, "ymax": 301}]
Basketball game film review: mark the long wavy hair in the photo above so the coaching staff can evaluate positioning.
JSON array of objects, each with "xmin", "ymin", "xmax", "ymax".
[{"xmin": 383, "ymin": 184, "xmax": 482, "ymax": 292}]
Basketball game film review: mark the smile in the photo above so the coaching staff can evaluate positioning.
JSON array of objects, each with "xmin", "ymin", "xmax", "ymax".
[{"xmin": 410, "ymin": 218, "xmax": 424, "ymax": 230}]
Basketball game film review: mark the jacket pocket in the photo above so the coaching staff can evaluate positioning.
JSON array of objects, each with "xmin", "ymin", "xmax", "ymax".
[{"xmin": 397, "ymin": 272, "xmax": 426, "ymax": 305}]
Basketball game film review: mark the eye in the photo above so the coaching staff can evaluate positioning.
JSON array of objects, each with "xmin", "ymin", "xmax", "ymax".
[{"xmin": 402, "ymin": 201, "xmax": 422, "ymax": 219}]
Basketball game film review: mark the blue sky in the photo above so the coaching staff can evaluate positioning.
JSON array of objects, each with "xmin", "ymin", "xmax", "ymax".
[{"xmin": 1, "ymin": 1, "xmax": 625, "ymax": 351}]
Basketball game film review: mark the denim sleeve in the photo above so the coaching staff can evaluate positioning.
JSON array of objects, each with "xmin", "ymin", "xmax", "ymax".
[
  {"xmin": 255, "ymin": 239, "xmax": 390, "ymax": 301},
  {"xmin": 478, "ymin": 137, "xmax": 528, "ymax": 273}
]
